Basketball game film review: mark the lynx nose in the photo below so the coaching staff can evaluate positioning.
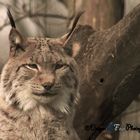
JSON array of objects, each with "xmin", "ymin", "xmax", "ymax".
[{"xmin": 43, "ymin": 82, "xmax": 53, "ymax": 91}]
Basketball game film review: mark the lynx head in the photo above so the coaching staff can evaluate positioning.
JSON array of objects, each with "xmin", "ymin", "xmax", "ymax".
[{"xmin": 0, "ymin": 10, "xmax": 82, "ymax": 114}]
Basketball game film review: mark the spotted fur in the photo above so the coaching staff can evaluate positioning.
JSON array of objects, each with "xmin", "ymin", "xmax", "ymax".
[
  {"xmin": 0, "ymin": 37, "xmax": 80, "ymax": 113},
  {"xmin": 0, "ymin": 10, "xmax": 81, "ymax": 140}
]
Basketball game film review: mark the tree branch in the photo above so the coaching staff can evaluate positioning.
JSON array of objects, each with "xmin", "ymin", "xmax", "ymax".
[
  {"xmin": 0, "ymin": 13, "xmax": 74, "ymax": 31},
  {"xmin": 66, "ymin": 4, "xmax": 140, "ymax": 140}
]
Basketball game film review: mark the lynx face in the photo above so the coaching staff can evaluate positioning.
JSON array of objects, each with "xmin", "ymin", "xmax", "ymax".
[{"xmin": 0, "ymin": 28, "xmax": 80, "ymax": 113}]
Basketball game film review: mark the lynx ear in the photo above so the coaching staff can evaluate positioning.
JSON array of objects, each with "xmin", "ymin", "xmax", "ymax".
[
  {"xmin": 65, "ymin": 11, "xmax": 84, "ymax": 40},
  {"xmin": 59, "ymin": 11, "xmax": 84, "ymax": 45},
  {"xmin": 64, "ymin": 42, "xmax": 81, "ymax": 57},
  {"xmin": 58, "ymin": 11, "xmax": 83, "ymax": 57},
  {"xmin": 9, "ymin": 28, "xmax": 24, "ymax": 45},
  {"xmin": 7, "ymin": 9, "xmax": 25, "ymax": 56}
]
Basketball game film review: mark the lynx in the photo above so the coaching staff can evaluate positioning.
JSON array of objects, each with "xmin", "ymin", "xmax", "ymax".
[{"xmin": 0, "ymin": 10, "xmax": 82, "ymax": 140}]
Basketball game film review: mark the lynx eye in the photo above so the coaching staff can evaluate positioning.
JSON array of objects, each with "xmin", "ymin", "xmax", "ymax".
[
  {"xmin": 55, "ymin": 63, "xmax": 68, "ymax": 70},
  {"xmin": 55, "ymin": 64, "xmax": 64, "ymax": 70},
  {"xmin": 25, "ymin": 64, "xmax": 38, "ymax": 70}
]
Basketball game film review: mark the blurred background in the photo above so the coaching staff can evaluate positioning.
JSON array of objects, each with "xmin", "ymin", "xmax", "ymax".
[{"xmin": 0, "ymin": 0, "xmax": 140, "ymax": 140}]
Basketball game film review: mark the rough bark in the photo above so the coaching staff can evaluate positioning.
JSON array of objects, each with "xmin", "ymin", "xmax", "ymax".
[{"xmin": 65, "ymin": 4, "xmax": 140, "ymax": 140}]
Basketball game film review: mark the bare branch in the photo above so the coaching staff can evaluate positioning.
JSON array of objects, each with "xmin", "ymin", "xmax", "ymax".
[
  {"xmin": 0, "ymin": 13, "xmax": 74, "ymax": 31},
  {"xmin": 0, "ymin": 2, "xmax": 10, "ymax": 7}
]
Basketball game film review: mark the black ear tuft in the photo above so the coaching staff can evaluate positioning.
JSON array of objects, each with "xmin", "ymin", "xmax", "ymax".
[
  {"xmin": 7, "ymin": 9, "xmax": 26, "ymax": 57},
  {"xmin": 57, "ymin": 11, "xmax": 84, "ymax": 49},
  {"xmin": 66, "ymin": 11, "xmax": 84, "ymax": 40},
  {"xmin": 7, "ymin": 9, "xmax": 16, "ymax": 28}
]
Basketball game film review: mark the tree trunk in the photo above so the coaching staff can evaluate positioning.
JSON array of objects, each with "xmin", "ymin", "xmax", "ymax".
[
  {"xmin": 81, "ymin": 0, "xmax": 124, "ymax": 30},
  {"xmin": 65, "ymin": 4, "xmax": 140, "ymax": 140}
]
